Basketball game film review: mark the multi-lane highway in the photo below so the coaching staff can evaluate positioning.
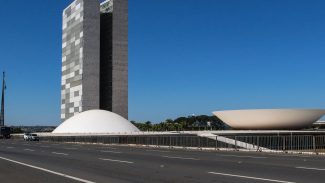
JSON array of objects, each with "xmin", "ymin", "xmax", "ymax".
[{"xmin": 0, "ymin": 139, "xmax": 325, "ymax": 183}]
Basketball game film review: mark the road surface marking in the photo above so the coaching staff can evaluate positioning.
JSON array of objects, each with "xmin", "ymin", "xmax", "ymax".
[
  {"xmin": 274, "ymin": 154, "xmax": 311, "ymax": 158},
  {"xmin": 296, "ymin": 167, "xmax": 325, "ymax": 171},
  {"xmin": 52, "ymin": 152, "xmax": 69, "ymax": 156},
  {"xmin": 146, "ymin": 150, "xmax": 170, "ymax": 153},
  {"xmin": 6, "ymin": 147, "xmax": 14, "ymax": 149},
  {"xmin": 72, "ymin": 145, "xmax": 82, "ymax": 147},
  {"xmin": 24, "ymin": 149, "xmax": 35, "ymax": 152},
  {"xmin": 217, "ymin": 154, "xmax": 267, "ymax": 159},
  {"xmin": 99, "ymin": 147, "xmax": 117, "ymax": 150},
  {"xmin": 64, "ymin": 147, "xmax": 78, "ymax": 150},
  {"xmin": 40, "ymin": 146, "xmax": 50, "ymax": 148},
  {"xmin": 100, "ymin": 150, "xmax": 122, "ymax": 154},
  {"xmin": 208, "ymin": 172, "xmax": 295, "ymax": 183},
  {"xmin": 0, "ymin": 156, "xmax": 95, "ymax": 183},
  {"xmin": 99, "ymin": 158, "xmax": 134, "ymax": 164},
  {"xmin": 162, "ymin": 156, "xmax": 199, "ymax": 160}
]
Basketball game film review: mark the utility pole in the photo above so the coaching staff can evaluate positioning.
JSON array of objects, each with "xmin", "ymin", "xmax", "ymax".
[{"xmin": 0, "ymin": 72, "xmax": 5, "ymax": 126}]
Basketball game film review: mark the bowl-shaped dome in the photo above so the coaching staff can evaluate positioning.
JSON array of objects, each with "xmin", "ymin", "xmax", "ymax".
[
  {"xmin": 53, "ymin": 110, "xmax": 140, "ymax": 134},
  {"xmin": 213, "ymin": 109, "xmax": 325, "ymax": 130}
]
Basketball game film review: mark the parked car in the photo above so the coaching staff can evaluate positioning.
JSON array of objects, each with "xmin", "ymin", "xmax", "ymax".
[{"xmin": 23, "ymin": 133, "xmax": 39, "ymax": 141}]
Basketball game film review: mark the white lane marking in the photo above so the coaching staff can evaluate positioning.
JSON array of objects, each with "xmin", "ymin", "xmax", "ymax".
[
  {"xmin": 40, "ymin": 146, "xmax": 50, "ymax": 148},
  {"xmin": 64, "ymin": 147, "xmax": 78, "ymax": 150},
  {"xmin": 217, "ymin": 154, "xmax": 267, "ymax": 159},
  {"xmin": 52, "ymin": 152, "xmax": 69, "ymax": 156},
  {"xmin": 146, "ymin": 150, "xmax": 170, "ymax": 153},
  {"xmin": 99, "ymin": 158, "xmax": 134, "ymax": 164},
  {"xmin": 24, "ymin": 149, "xmax": 35, "ymax": 152},
  {"xmin": 72, "ymin": 145, "xmax": 82, "ymax": 147},
  {"xmin": 208, "ymin": 172, "xmax": 296, "ymax": 183},
  {"xmin": 100, "ymin": 150, "xmax": 122, "ymax": 154},
  {"xmin": 272, "ymin": 154, "xmax": 312, "ymax": 158},
  {"xmin": 296, "ymin": 167, "xmax": 325, "ymax": 171},
  {"xmin": 99, "ymin": 147, "xmax": 117, "ymax": 150},
  {"xmin": 6, "ymin": 147, "xmax": 14, "ymax": 149},
  {"xmin": 0, "ymin": 156, "xmax": 95, "ymax": 183},
  {"xmin": 162, "ymin": 156, "xmax": 199, "ymax": 160}
]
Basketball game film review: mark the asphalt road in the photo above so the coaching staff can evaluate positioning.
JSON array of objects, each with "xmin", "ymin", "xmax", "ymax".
[{"xmin": 0, "ymin": 139, "xmax": 325, "ymax": 183}]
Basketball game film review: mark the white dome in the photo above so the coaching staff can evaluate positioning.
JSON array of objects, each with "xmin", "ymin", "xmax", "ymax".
[
  {"xmin": 213, "ymin": 109, "xmax": 325, "ymax": 130},
  {"xmin": 53, "ymin": 110, "xmax": 140, "ymax": 134}
]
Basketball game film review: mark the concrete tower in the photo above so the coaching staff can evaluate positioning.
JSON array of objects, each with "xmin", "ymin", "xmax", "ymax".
[{"xmin": 61, "ymin": 0, "xmax": 128, "ymax": 122}]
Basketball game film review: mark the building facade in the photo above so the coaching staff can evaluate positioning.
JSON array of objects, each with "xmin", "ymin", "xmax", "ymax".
[{"xmin": 61, "ymin": 0, "xmax": 128, "ymax": 122}]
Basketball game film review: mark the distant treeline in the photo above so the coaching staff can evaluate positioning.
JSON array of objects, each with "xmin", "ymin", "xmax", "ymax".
[
  {"xmin": 9, "ymin": 126, "xmax": 56, "ymax": 134},
  {"xmin": 131, "ymin": 115, "xmax": 228, "ymax": 131},
  {"xmin": 9, "ymin": 115, "xmax": 228, "ymax": 133}
]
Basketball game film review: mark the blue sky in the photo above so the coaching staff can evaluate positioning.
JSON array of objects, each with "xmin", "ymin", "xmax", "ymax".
[{"xmin": 0, "ymin": 0, "xmax": 325, "ymax": 126}]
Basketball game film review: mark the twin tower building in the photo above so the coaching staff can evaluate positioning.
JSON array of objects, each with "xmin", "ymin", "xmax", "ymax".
[{"xmin": 61, "ymin": 0, "xmax": 128, "ymax": 122}]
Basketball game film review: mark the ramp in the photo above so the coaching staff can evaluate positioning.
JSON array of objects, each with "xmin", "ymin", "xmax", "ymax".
[{"xmin": 197, "ymin": 133, "xmax": 271, "ymax": 151}]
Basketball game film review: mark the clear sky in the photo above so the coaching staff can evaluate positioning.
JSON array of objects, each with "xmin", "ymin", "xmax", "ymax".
[{"xmin": 1, "ymin": 0, "xmax": 325, "ymax": 126}]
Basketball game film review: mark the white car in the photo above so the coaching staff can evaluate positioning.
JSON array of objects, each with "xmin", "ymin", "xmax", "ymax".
[{"xmin": 23, "ymin": 133, "xmax": 39, "ymax": 141}]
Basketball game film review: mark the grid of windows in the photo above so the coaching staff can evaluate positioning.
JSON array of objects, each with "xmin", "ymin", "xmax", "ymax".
[
  {"xmin": 61, "ymin": 0, "xmax": 84, "ymax": 121},
  {"xmin": 60, "ymin": 0, "xmax": 128, "ymax": 122}
]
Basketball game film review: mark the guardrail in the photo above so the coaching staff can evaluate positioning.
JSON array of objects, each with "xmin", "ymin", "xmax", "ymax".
[
  {"xmin": 39, "ymin": 135, "xmax": 325, "ymax": 154},
  {"xmin": 223, "ymin": 135, "xmax": 325, "ymax": 153}
]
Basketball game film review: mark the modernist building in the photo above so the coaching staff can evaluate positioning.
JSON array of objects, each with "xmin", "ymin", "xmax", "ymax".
[
  {"xmin": 54, "ymin": 110, "xmax": 139, "ymax": 134},
  {"xmin": 61, "ymin": 0, "xmax": 128, "ymax": 122},
  {"xmin": 213, "ymin": 109, "xmax": 325, "ymax": 130}
]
